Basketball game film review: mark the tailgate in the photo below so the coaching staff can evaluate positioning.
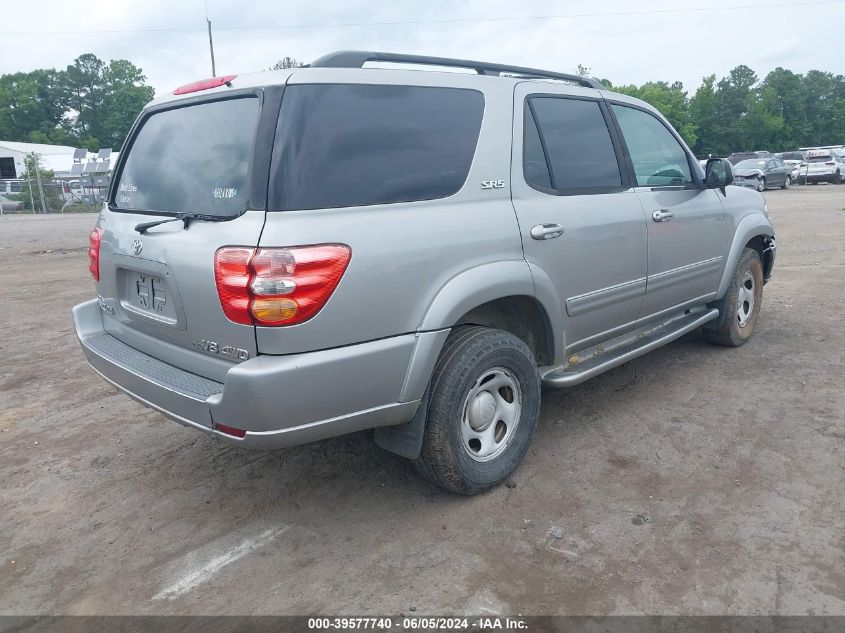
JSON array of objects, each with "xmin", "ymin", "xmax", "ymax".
[{"xmin": 94, "ymin": 93, "xmax": 269, "ymax": 382}]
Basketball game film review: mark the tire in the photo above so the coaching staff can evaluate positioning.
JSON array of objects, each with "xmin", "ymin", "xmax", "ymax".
[
  {"xmin": 413, "ymin": 326, "xmax": 541, "ymax": 494},
  {"xmin": 704, "ymin": 248, "xmax": 764, "ymax": 347},
  {"xmin": 781, "ymin": 176, "xmax": 791, "ymax": 189},
  {"xmin": 756, "ymin": 177, "xmax": 766, "ymax": 192}
]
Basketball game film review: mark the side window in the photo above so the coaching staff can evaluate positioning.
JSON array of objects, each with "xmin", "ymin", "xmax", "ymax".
[
  {"xmin": 525, "ymin": 97, "xmax": 622, "ymax": 191},
  {"xmin": 269, "ymin": 85, "xmax": 484, "ymax": 210},
  {"xmin": 611, "ymin": 104, "xmax": 693, "ymax": 187}
]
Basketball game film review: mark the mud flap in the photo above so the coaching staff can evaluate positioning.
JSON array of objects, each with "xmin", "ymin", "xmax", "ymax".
[{"xmin": 374, "ymin": 388, "xmax": 430, "ymax": 459}]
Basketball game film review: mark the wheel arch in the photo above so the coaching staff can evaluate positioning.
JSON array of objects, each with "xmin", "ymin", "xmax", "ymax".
[
  {"xmin": 417, "ymin": 260, "xmax": 564, "ymax": 366},
  {"xmin": 716, "ymin": 213, "xmax": 775, "ymax": 298}
]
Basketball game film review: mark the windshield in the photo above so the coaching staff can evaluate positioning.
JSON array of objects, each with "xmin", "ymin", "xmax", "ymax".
[
  {"xmin": 114, "ymin": 97, "xmax": 259, "ymax": 217},
  {"xmin": 735, "ymin": 159, "xmax": 766, "ymax": 169}
]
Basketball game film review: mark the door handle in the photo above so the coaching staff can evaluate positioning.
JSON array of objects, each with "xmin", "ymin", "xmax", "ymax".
[
  {"xmin": 530, "ymin": 223, "xmax": 564, "ymax": 240},
  {"xmin": 652, "ymin": 209, "xmax": 674, "ymax": 222}
]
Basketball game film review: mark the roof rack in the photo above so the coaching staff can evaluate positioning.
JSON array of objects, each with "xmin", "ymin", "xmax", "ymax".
[{"xmin": 309, "ymin": 51, "xmax": 605, "ymax": 90}]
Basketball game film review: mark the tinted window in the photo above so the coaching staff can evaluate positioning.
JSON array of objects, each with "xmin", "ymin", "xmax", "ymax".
[
  {"xmin": 612, "ymin": 105, "xmax": 693, "ymax": 186},
  {"xmin": 115, "ymin": 97, "xmax": 259, "ymax": 216},
  {"xmin": 269, "ymin": 85, "xmax": 484, "ymax": 210},
  {"xmin": 809, "ymin": 155, "xmax": 833, "ymax": 163},
  {"xmin": 528, "ymin": 97, "xmax": 621, "ymax": 190},
  {"xmin": 523, "ymin": 108, "xmax": 552, "ymax": 189}
]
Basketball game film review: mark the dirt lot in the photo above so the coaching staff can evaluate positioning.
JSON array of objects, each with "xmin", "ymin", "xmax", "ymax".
[{"xmin": 1, "ymin": 186, "xmax": 843, "ymax": 616}]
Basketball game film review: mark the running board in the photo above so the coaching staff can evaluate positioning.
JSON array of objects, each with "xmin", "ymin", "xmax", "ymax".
[{"xmin": 541, "ymin": 308, "xmax": 720, "ymax": 388}]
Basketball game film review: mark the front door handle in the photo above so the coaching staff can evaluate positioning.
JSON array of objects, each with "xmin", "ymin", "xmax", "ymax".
[
  {"xmin": 652, "ymin": 209, "xmax": 674, "ymax": 222},
  {"xmin": 530, "ymin": 223, "xmax": 564, "ymax": 240}
]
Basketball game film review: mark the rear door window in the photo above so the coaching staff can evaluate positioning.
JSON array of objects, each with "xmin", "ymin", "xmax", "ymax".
[
  {"xmin": 525, "ymin": 97, "xmax": 622, "ymax": 192},
  {"xmin": 268, "ymin": 84, "xmax": 484, "ymax": 210},
  {"xmin": 114, "ymin": 97, "xmax": 259, "ymax": 216}
]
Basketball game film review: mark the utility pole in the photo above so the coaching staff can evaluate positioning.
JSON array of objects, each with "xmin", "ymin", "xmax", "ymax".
[
  {"xmin": 31, "ymin": 153, "xmax": 48, "ymax": 214},
  {"xmin": 26, "ymin": 166, "xmax": 36, "ymax": 214},
  {"xmin": 207, "ymin": 18, "xmax": 216, "ymax": 76}
]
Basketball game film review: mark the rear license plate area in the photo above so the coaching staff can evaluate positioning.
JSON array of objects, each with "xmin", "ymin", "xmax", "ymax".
[{"xmin": 118, "ymin": 269, "xmax": 179, "ymax": 325}]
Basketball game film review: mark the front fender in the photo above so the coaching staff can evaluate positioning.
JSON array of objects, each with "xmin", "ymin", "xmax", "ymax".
[{"xmin": 716, "ymin": 211, "xmax": 775, "ymax": 298}]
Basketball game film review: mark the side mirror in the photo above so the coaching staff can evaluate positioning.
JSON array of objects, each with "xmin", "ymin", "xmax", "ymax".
[{"xmin": 705, "ymin": 158, "xmax": 733, "ymax": 189}]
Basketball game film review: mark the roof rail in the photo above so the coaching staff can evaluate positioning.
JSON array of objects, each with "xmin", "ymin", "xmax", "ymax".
[{"xmin": 309, "ymin": 51, "xmax": 605, "ymax": 90}]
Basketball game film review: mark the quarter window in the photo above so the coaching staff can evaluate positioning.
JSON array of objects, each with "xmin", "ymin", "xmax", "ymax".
[
  {"xmin": 611, "ymin": 104, "xmax": 693, "ymax": 187},
  {"xmin": 525, "ymin": 97, "xmax": 622, "ymax": 191},
  {"xmin": 269, "ymin": 84, "xmax": 484, "ymax": 210}
]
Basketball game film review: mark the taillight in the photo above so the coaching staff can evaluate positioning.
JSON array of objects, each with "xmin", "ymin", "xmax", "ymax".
[
  {"xmin": 88, "ymin": 227, "xmax": 103, "ymax": 281},
  {"xmin": 214, "ymin": 245, "xmax": 351, "ymax": 326},
  {"xmin": 173, "ymin": 75, "xmax": 237, "ymax": 95}
]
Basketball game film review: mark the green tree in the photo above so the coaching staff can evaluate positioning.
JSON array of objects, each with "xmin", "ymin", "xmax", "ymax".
[
  {"xmin": 270, "ymin": 57, "xmax": 304, "ymax": 70},
  {"xmin": 0, "ymin": 69, "xmax": 68, "ymax": 144},
  {"xmin": 690, "ymin": 75, "xmax": 718, "ymax": 155}
]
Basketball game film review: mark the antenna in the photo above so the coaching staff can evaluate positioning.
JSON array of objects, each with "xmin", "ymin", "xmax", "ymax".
[{"xmin": 206, "ymin": 1, "xmax": 216, "ymax": 76}]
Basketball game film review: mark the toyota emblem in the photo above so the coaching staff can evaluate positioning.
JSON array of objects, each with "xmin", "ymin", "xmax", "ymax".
[{"xmin": 131, "ymin": 238, "xmax": 143, "ymax": 256}]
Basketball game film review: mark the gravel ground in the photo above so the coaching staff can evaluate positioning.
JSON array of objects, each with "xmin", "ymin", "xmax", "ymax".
[{"xmin": 0, "ymin": 185, "xmax": 843, "ymax": 616}]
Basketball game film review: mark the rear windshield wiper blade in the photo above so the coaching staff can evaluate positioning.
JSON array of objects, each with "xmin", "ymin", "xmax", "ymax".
[{"xmin": 134, "ymin": 213, "xmax": 231, "ymax": 234}]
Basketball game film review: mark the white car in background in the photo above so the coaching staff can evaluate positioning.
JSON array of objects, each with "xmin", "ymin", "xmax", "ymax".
[{"xmin": 802, "ymin": 152, "xmax": 844, "ymax": 184}]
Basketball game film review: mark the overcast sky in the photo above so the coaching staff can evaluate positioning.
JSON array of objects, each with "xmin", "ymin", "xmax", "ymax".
[{"xmin": 2, "ymin": 0, "xmax": 843, "ymax": 96}]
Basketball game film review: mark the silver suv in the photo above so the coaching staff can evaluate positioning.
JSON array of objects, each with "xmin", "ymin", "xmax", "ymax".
[{"xmin": 73, "ymin": 52, "xmax": 776, "ymax": 494}]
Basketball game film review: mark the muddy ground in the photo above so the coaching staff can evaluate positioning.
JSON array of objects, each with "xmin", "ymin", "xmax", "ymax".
[{"xmin": 0, "ymin": 186, "xmax": 843, "ymax": 616}]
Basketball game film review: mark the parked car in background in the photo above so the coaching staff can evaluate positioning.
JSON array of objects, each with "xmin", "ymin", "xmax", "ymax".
[
  {"xmin": 727, "ymin": 151, "xmax": 772, "ymax": 165},
  {"xmin": 774, "ymin": 151, "xmax": 805, "ymax": 182},
  {"xmin": 803, "ymin": 153, "xmax": 844, "ymax": 184},
  {"xmin": 732, "ymin": 157, "xmax": 792, "ymax": 190},
  {"xmin": 0, "ymin": 194, "xmax": 24, "ymax": 213}
]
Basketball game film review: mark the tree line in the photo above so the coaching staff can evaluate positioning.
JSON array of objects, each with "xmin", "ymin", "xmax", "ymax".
[
  {"xmin": 2, "ymin": 54, "xmax": 843, "ymax": 157},
  {"xmin": 0, "ymin": 53, "xmax": 153, "ymax": 152}
]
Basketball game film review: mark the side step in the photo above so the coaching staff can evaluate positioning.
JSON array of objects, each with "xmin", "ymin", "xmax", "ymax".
[{"xmin": 541, "ymin": 308, "xmax": 719, "ymax": 388}]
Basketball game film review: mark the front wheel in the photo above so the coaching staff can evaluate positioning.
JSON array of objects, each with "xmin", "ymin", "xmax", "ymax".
[
  {"xmin": 757, "ymin": 177, "xmax": 766, "ymax": 192},
  {"xmin": 704, "ymin": 248, "xmax": 764, "ymax": 347},
  {"xmin": 781, "ymin": 176, "xmax": 791, "ymax": 189},
  {"xmin": 413, "ymin": 326, "xmax": 541, "ymax": 494}
]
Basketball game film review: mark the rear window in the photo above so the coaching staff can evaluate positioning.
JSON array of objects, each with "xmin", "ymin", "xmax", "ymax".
[
  {"xmin": 268, "ymin": 84, "xmax": 484, "ymax": 210},
  {"xmin": 809, "ymin": 155, "xmax": 833, "ymax": 163},
  {"xmin": 114, "ymin": 97, "xmax": 259, "ymax": 216}
]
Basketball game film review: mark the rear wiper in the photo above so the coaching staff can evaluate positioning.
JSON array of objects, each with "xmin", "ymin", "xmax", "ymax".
[{"xmin": 134, "ymin": 212, "xmax": 230, "ymax": 234}]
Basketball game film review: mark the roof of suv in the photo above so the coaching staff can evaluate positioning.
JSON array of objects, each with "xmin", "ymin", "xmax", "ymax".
[{"xmin": 153, "ymin": 50, "xmax": 613, "ymax": 108}]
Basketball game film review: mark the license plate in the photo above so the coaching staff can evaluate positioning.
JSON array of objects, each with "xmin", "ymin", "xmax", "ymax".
[{"xmin": 124, "ymin": 271, "xmax": 178, "ymax": 322}]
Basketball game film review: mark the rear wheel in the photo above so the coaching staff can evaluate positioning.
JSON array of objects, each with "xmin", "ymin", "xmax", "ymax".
[
  {"xmin": 781, "ymin": 176, "xmax": 791, "ymax": 189},
  {"xmin": 756, "ymin": 177, "xmax": 766, "ymax": 192},
  {"xmin": 413, "ymin": 326, "xmax": 541, "ymax": 494},
  {"xmin": 704, "ymin": 248, "xmax": 764, "ymax": 347}
]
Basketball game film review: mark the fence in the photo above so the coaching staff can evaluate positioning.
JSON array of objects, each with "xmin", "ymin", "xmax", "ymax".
[{"xmin": 0, "ymin": 175, "xmax": 110, "ymax": 214}]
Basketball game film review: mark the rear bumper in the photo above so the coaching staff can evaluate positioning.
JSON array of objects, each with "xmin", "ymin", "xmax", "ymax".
[{"xmin": 73, "ymin": 299, "xmax": 444, "ymax": 449}]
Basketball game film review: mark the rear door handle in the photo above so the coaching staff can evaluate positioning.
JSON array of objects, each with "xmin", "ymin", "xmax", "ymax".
[
  {"xmin": 530, "ymin": 223, "xmax": 564, "ymax": 240},
  {"xmin": 652, "ymin": 209, "xmax": 674, "ymax": 222}
]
